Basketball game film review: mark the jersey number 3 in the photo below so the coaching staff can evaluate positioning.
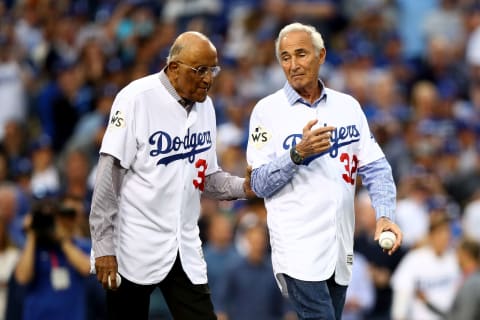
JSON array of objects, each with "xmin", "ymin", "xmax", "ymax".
[
  {"xmin": 193, "ymin": 159, "xmax": 208, "ymax": 191},
  {"xmin": 340, "ymin": 153, "xmax": 358, "ymax": 185}
]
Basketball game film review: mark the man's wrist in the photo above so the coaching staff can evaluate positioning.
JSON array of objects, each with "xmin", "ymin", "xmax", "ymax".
[{"xmin": 290, "ymin": 146, "xmax": 304, "ymax": 165}]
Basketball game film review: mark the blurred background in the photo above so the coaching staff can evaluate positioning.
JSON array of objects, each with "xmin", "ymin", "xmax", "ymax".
[{"xmin": 1, "ymin": 0, "xmax": 480, "ymax": 319}]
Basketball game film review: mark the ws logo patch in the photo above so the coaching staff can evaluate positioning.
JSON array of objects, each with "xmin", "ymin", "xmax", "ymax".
[
  {"xmin": 109, "ymin": 110, "xmax": 125, "ymax": 128},
  {"xmin": 250, "ymin": 126, "xmax": 271, "ymax": 149}
]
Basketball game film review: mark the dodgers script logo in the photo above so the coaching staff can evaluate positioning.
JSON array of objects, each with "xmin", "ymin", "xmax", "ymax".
[
  {"xmin": 149, "ymin": 128, "xmax": 212, "ymax": 165},
  {"xmin": 283, "ymin": 124, "xmax": 361, "ymax": 164}
]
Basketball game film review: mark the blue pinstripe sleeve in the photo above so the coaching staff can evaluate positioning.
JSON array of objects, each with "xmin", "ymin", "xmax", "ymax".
[
  {"xmin": 251, "ymin": 152, "xmax": 298, "ymax": 198},
  {"xmin": 357, "ymin": 157, "xmax": 397, "ymax": 221},
  {"xmin": 251, "ymin": 153, "xmax": 396, "ymax": 221}
]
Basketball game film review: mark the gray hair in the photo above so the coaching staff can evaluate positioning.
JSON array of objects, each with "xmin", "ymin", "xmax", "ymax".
[
  {"xmin": 275, "ymin": 23, "xmax": 325, "ymax": 62},
  {"xmin": 166, "ymin": 44, "xmax": 183, "ymax": 64}
]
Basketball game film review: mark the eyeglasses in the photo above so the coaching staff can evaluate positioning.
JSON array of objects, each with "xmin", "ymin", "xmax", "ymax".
[{"xmin": 175, "ymin": 61, "xmax": 221, "ymax": 78}]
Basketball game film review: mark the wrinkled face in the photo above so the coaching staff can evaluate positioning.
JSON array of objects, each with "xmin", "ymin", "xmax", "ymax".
[
  {"xmin": 278, "ymin": 30, "xmax": 325, "ymax": 93},
  {"xmin": 169, "ymin": 42, "xmax": 219, "ymax": 102}
]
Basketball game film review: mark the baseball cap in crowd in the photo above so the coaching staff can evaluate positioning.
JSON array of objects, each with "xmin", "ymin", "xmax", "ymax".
[
  {"xmin": 428, "ymin": 210, "xmax": 453, "ymax": 233},
  {"xmin": 30, "ymin": 134, "xmax": 53, "ymax": 153},
  {"xmin": 53, "ymin": 58, "xmax": 77, "ymax": 76},
  {"xmin": 11, "ymin": 158, "xmax": 33, "ymax": 178}
]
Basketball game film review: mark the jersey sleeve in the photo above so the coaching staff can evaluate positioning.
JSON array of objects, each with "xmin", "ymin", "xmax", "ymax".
[
  {"xmin": 355, "ymin": 100, "xmax": 385, "ymax": 168},
  {"xmin": 100, "ymin": 94, "xmax": 137, "ymax": 168},
  {"xmin": 246, "ymin": 102, "xmax": 276, "ymax": 169}
]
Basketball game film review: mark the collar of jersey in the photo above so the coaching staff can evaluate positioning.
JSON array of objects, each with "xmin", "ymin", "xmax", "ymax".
[
  {"xmin": 159, "ymin": 68, "xmax": 194, "ymax": 110},
  {"xmin": 284, "ymin": 78, "xmax": 327, "ymax": 108}
]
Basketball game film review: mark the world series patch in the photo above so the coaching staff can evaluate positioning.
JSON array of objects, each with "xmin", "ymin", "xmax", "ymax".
[
  {"xmin": 250, "ymin": 125, "xmax": 271, "ymax": 149},
  {"xmin": 109, "ymin": 110, "xmax": 126, "ymax": 128}
]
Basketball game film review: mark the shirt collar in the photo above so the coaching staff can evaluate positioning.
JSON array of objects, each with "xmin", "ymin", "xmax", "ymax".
[
  {"xmin": 283, "ymin": 78, "xmax": 327, "ymax": 108},
  {"xmin": 159, "ymin": 68, "xmax": 194, "ymax": 112}
]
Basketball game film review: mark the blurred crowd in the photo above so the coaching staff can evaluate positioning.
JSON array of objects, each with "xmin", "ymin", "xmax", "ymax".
[{"xmin": 1, "ymin": 0, "xmax": 480, "ymax": 319}]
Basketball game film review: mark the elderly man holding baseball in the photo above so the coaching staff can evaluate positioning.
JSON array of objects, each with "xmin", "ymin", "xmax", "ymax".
[
  {"xmin": 89, "ymin": 31, "xmax": 254, "ymax": 320},
  {"xmin": 246, "ymin": 22, "xmax": 403, "ymax": 320}
]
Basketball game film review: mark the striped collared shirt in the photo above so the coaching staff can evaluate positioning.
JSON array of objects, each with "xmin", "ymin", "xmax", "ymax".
[
  {"xmin": 159, "ymin": 68, "xmax": 194, "ymax": 112},
  {"xmin": 283, "ymin": 78, "xmax": 327, "ymax": 108}
]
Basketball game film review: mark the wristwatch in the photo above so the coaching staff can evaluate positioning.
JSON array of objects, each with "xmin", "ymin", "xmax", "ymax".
[{"xmin": 290, "ymin": 146, "xmax": 304, "ymax": 165}]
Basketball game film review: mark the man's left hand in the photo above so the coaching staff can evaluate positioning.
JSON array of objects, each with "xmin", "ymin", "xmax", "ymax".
[{"xmin": 374, "ymin": 217, "xmax": 403, "ymax": 255}]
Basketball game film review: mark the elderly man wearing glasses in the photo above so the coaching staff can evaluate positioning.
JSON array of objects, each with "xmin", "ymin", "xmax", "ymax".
[{"xmin": 89, "ymin": 31, "xmax": 255, "ymax": 320}]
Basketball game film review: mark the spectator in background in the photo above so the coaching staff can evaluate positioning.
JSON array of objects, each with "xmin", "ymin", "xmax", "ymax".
[
  {"xmin": 61, "ymin": 194, "xmax": 107, "ymax": 320},
  {"xmin": 342, "ymin": 251, "xmax": 375, "ymax": 320},
  {"xmin": 415, "ymin": 34, "xmax": 467, "ymax": 102},
  {"xmin": 0, "ymin": 30, "xmax": 28, "ymax": 141},
  {"xmin": 0, "ymin": 183, "xmax": 25, "ymax": 249},
  {"xmin": 65, "ymin": 83, "xmax": 117, "ymax": 164},
  {"xmin": 49, "ymin": 59, "xmax": 93, "ymax": 153},
  {"xmin": 216, "ymin": 222, "xmax": 295, "ymax": 320},
  {"xmin": 203, "ymin": 213, "xmax": 240, "ymax": 312},
  {"xmin": 217, "ymin": 102, "xmax": 248, "ymax": 155},
  {"xmin": 462, "ymin": 190, "xmax": 480, "ymax": 242},
  {"xmin": 0, "ymin": 121, "xmax": 29, "ymax": 177},
  {"xmin": 14, "ymin": 199, "xmax": 91, "ymax": 320},
  {"xmin": 13, "ymin": 1, "xmax": 44, "ymax": 63},
  {"xmin": 391, "ymin": 210, "xmax": 461, "ymax": 320},
  {"xmin": 394, "ymin": 176, "xmax": 430, "ymax": 249},
  {"xmin": 395, "ymin": 0, "xmax": 438, "ymax": 61},
  {"xmin": 59, "ymin": 149, "xmax": 93, "ymax": 211},
  {"xmin": 0, "ymin": 152, "xmax": 8, "ymax": 182},
  {"xmin": 464, "ymin": 1, "xmax": 480, "ymax": 81},
  {"xmin": 0, "ymin": 195, "xmax": 19, "ymax": 320},
  {"xmin": 29, "ymin": 135, "xmax": 60, "ymax": 199},
  {"xmin": 60, "ymin": 195, "xmax": 91, "ymax": 241},
  {"xmin": 354, "ymin": 189, "xmax": 405, "ymax": 320},
  {"xmin": 163, "ymin": 0, "xmax": 225, "ymax": 36},
  {"xmin": 35, "ymin": 57, "xmax": 94, "ymax": 154},
  {"xmin": 422, "ymin": 0, "xmax": 465, "ymax": 57},
  {"xmin": 446, "ymin": 237, "xmax": 480, "ymax": 320}
]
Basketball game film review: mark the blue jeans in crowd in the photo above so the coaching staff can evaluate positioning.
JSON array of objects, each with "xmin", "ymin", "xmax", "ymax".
[{"xmin": 284, "ymin": 274, "xmax": 347, "ymax": 320}]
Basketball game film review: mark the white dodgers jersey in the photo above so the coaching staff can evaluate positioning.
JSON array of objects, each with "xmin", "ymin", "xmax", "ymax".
[
  {"xmin": 100, "ymin": 73, "xmax": 219, "ymax": 285},
  {"xmin": 247, "ymin": 87, "xmax": 385, "ymax": 291}
]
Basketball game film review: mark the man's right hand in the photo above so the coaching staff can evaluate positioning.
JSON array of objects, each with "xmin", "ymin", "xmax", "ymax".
[
  {"xmin": 95, "ymin": 255, "xmax": 119, "ymax": 290},
  {"xmin": 295, "ymin": 119, "xmax": 335, "ymax": 158},
  {"xmin": 243, "ymin": 165, "xmax": 257, "ymax": 199}
]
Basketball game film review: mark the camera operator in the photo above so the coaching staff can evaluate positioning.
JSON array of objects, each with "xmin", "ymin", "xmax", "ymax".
[{"xmin": 13, "ymin": 198, "xmax": 91, "ymax": 320}]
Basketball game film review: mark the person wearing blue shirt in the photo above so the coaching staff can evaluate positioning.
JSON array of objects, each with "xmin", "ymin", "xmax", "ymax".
[{"xmin": 13, "ymin": 199, "xmax": 91, "ymax": 320}]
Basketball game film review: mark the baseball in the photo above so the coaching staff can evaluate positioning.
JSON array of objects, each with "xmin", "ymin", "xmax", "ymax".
[
  {"xmin": 379, "ymin": 231, "xmax": 396, "ymax": 250},
  {"xmin": 108, "ymin": 273, "xmax": 122, "ymax": 289}
]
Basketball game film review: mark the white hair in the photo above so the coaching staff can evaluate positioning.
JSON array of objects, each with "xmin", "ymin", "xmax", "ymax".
[{"xmin": 275, "ymin": 22, "xmax": 325, "ymax": 61}]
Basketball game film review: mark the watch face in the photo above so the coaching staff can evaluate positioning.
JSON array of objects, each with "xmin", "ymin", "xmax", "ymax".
[{"xmin": 291, "ymin": 147, "xmax": 304, "ymax": 164}]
